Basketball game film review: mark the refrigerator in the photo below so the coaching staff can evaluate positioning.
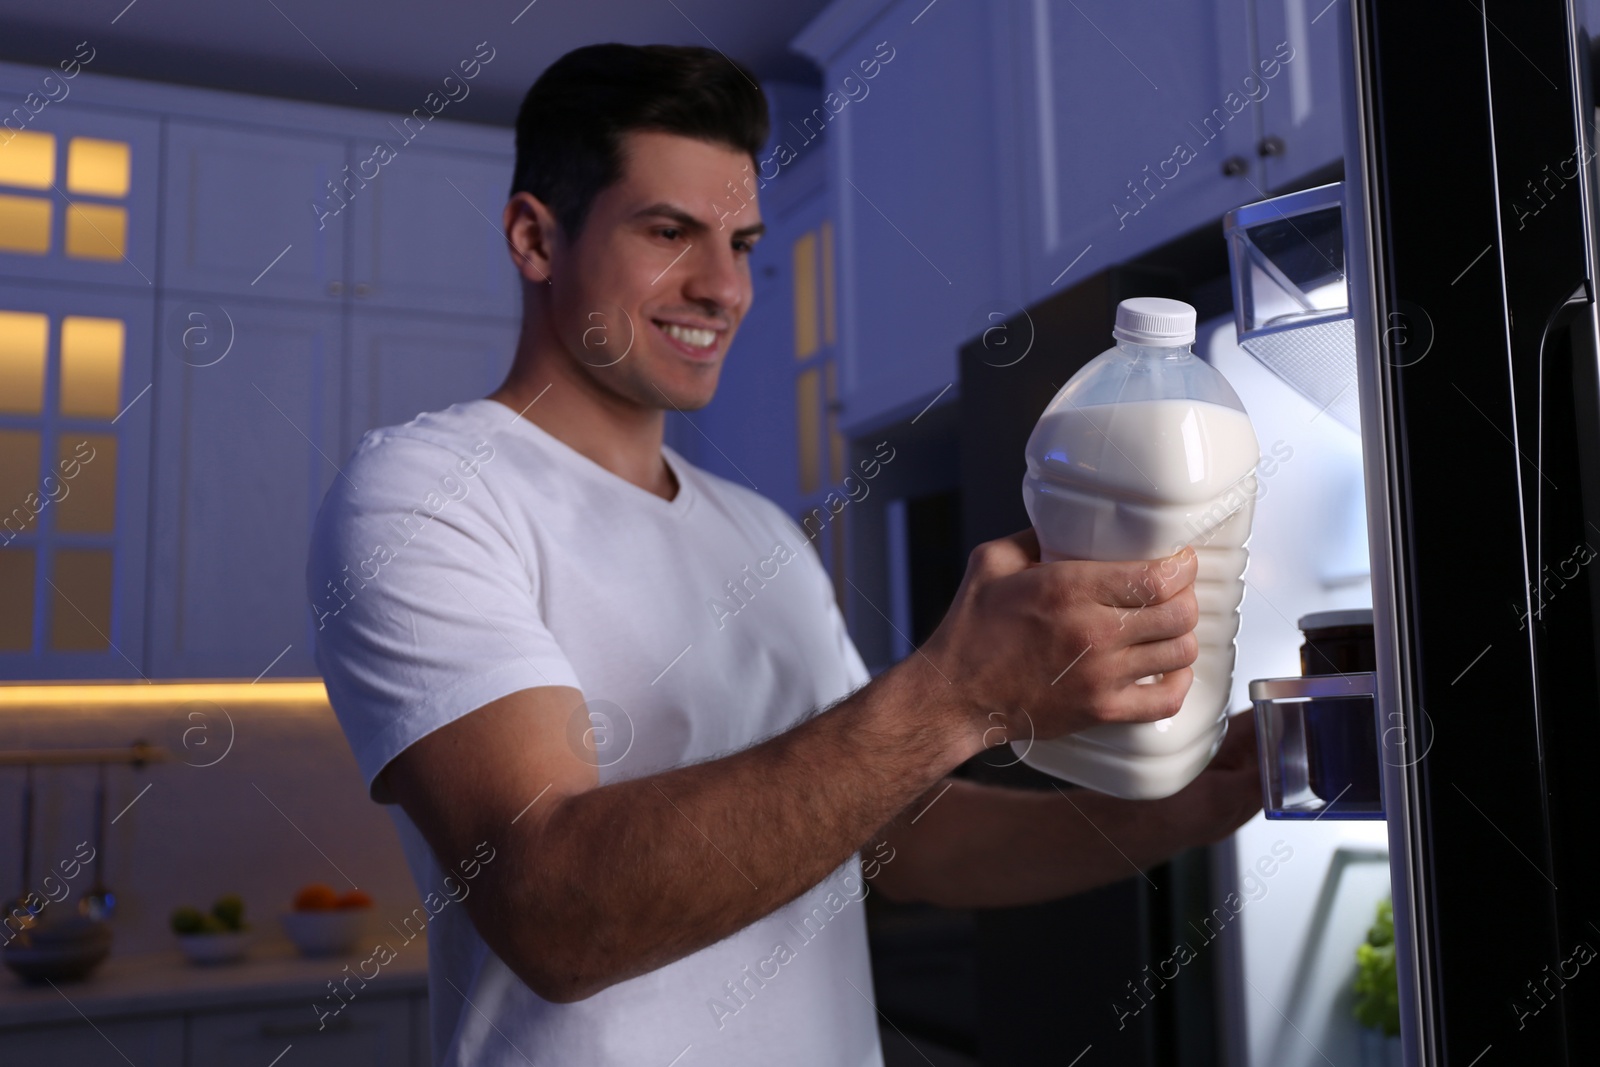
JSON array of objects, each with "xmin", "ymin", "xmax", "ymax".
[{"xmin": 956, "ymin": 0, "xmax": 1600, "ymax": 1062}]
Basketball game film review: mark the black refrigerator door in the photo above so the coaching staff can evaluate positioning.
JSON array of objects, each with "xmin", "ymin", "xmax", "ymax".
[{"xmin": 1347, "ymin": 0, "xmax": 1600, "ymax": 1062}]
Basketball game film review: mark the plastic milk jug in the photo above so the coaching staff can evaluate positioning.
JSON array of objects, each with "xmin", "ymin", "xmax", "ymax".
[{"xmin": 1015, "ymin": 298, "xmax": 1260, "ymax": 799}]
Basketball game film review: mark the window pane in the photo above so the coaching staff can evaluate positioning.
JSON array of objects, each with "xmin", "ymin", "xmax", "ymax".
[
  {"xmin": 0, "ymin": 193, "xmax": 52, "ymax": 255},
  {"xmin": 820, "ymin": 220, "xmax": 836, "ymax": 347},
  {"xmin": 796, "ymin": 365, "xmax": 821, "ymax": 494},
  {"xmin": 64, "ymin": 202, "xmax": 125, "ymax": 261},
  {"xmin": 60, "ymin": 316, "xmax": 124, "ymax": 419},
  {"xmin": 0, "ymin": 429, "xmax": 42, "ymax": 537},
  {"xmin": 66, "ymin": 138, "xmax": 130, "ymax": 198},
  {"xmin": 0, "ymin": 309, "xmax": 48, "ymax": 414},
  {"xmin": 0, "ymin": 548, "xmax": 35, "ymax": 650},
  {"xmin": 54, "ymin": 434, "xmax": 115, "ymax": 535},
  {"xmin": 49, "ymin": 547, "xmax": 113, "ymax": 651},
  {"xmin": 0, "ymin": 131, "xmax": 54, "ymax": 190}
]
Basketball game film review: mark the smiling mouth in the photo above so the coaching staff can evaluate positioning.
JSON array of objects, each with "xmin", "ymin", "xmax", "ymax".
[{"xmin": 654, "ymin": 320, "xmax": 719, "ymax": 352}]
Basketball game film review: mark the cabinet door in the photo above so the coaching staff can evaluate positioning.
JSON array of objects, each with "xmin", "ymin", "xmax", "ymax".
[
  {"xmin": 0, "ymin": 284, "xmax": 153, "ymax": 679},
  {"xmin": 162, "ymin": 121, "xmax": 347, "ymax": 304},
  {"xmin": 0, "ymin": 103, "xmax": 159, "ymax": 291},
  {"xmin": 189, "ymin": 997, "xmax": 411, "ymax": 1067},
  {"xmin": 1018, "ymin": 0, "xmax": 1262, "ymax": 296},
  {"xmin": 347, "ymin": 146, "xmax": 520, "ymax": 319},
  {"xmin": 343, "ymin": 310, "xmax": 516, "ymax": 455},
  {"xmin": 0, "ymin": 1017, "xmax": 183, "ymax": 1065},
  {"xmin": 1254, "ymin": 0, "xmax": 1347, "ymax": 190},
  {"xmin": 147, "ymin": 300, "xmax": 342, "ymax": 678}
]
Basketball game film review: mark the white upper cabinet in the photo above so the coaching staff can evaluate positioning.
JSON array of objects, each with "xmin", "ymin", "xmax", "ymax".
[
  {"xmin": 346, "ymin": 145, "xmax": 520, "ymax": 320},
  {"xmin": 0, "ymin": 100, "xmax": 160, "ymax": 292},
  {"xmin": 1009, "ymin": 0, "xmax": 1262, "ymax": 300},
  {"xmin": 162, "ymin": 120, "xmax": 348, "ymax": 303},
  {"xmin": 1252, "ymin": 0, "xmax": 1347, "ymax": 191},
  {"xmin": 146, "ymin": 301, "xmax": 342, "ymax": 679}
]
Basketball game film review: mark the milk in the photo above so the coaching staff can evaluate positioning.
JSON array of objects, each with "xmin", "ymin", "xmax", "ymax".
[{"xmin": 1017, "ymin": 300, "xmax": 1259, "ymax": 799}]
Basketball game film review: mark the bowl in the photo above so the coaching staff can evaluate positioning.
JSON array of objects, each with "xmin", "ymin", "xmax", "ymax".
[
  {"xmin": 176, "ymin": 930, "xmax": 252, "ymax": 965},
  {"xmin": 279, "ymin": 910, "xmax": 367, "ymax": 957},
  {"xmin": 3, "ymin": 918, "xmax": 113, "ymax": 983}
]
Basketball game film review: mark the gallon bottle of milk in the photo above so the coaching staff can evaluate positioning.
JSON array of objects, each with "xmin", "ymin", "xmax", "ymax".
[{"xmin": 1016, "ymin": 297, "xmax": 1259, "ymax": 800}]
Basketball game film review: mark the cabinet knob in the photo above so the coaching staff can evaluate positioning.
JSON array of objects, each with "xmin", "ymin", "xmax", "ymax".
[
  {"xmin": 354, "ymin": 283, "xmax": 372, "ymax": 297},
  {"xmin": 327, "ymin": 281, "xmax": 344, "ymax": 296},
  {"xmin": 1258, "ymin": 135, "xmax": 1286, "ymax": 158},
  {"xmin": 1221, "ymin": 156, "xmax": 1249, "ymax": 177}
]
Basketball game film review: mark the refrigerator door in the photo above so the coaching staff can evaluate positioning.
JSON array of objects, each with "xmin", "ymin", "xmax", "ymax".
[{"xmin": 1345, "ymin": 0, "xmax": 1600, "ymax": 1063}]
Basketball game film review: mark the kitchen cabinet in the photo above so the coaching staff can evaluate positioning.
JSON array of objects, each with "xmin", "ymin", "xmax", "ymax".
[
  {"xmin": 793, "ymin": 0, "xmax": 1279, "ymax": 433},
  {"xmin": 1253, "ymin": 0, "xmax": 1347, "ymax": 190},
  {"xmin": 0, "ymin": 285, "xmax": 153, "ymax": 679},
  {"xmin": 162, "ymin": 120, "xmax": 349, "ymax": 305},
  {"xmin": 146, "ymin": 300, "xmax": 342, "ymax": 679},
  {"xmin": 189, "ymin": 997, "xmax": 411, "ymax": 1067},
  {"xmin": 343, "ymin": 309, "xmax": 517, "ymax": 456},
  {"xmin": 0, "ymin": 104, "xmax": 160, "ymax": 292},
  {"xmin": 347, "ymin": 146, "xmax": 521, "ymax": 320},
  {"xmin": 0, "ymin": 1017, "xmax": 184, "ymax": 1066}
]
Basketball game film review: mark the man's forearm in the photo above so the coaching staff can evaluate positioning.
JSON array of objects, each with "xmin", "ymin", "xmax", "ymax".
[
  {"xmin": 487, "ymin": 656, "xmax": 981, "ymax": 1001},
  {"xmin": 868, "ymin": 778, "xmax": 1195, "ymax": 909}
]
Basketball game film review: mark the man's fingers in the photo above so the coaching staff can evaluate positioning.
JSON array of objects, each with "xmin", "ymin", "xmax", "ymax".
[
  {"xmin": 1088, "ymin": 547, "xmax": 1198, "ymax": 608},
  {"xmin": 1118, "ymin": 632, "xmax": 1199, "ymax": 683},
  {"xmin": 1113, "ymin": 586, "xmax": 1199, "ymax": 645},
  {"xmin": 1108, "ymin": 666, "xmax": 1194, "ymax": 724}
]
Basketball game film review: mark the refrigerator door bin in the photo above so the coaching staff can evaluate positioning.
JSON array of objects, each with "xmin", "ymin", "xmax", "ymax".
[{"xmin": 1251, "ymin": 672, "xmax": 1384, "ymax": 820}]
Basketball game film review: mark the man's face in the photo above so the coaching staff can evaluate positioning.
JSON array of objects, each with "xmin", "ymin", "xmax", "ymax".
[{"xmin": 547, "ymin": 130, "xmax": 763, "ymax": 412}]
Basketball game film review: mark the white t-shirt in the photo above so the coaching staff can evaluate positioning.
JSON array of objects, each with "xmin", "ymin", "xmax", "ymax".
[{"xmin": 307, "ymin": 398, "xmax": 884, "ymax": 1067}]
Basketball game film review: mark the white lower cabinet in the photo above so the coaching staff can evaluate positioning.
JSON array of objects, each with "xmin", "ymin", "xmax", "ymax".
[
  {"xmin": 189, "ymin": 996, "xmax": 412, "ymax": 1067},
  {"xmin": 0, "ymin": 1017, "xmax": 184, "ymax": 1065}
]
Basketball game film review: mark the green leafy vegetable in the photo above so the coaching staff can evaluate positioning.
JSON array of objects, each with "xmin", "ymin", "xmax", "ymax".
[{"xmin": 1353, "ymin": 896, "xmax": 1401, "ymax": 1036}]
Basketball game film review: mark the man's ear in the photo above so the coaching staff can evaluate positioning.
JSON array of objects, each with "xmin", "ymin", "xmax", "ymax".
[{"xmin": 503, "ymin": 191, "xmax": 559, "ymax": 285}]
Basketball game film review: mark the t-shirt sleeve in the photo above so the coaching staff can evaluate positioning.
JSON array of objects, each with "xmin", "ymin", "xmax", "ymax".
[{"xmin": 307, "ymin": 432, "xmax": 582, "ymax": 802}]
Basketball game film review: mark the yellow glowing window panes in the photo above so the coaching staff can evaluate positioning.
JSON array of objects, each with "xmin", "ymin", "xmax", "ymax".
[
  {"xmin": 792, "ymin": 231, "xmax": 819, "ymax": 361},
  {"xmin": 0, "ymin": 310, "xmax": 48, "ymax": 414},
  {"xmin": 796, "ymin": 365, "xmax": 821, "ymax": 494},
  {"xmin": 0, "ymin": 193, "xmax": 52, "ymax": 255},
  {"xmin": 60, "ymin": 316, "xmax": 124, "ymax": 418},
  {"xmin": 65, "ymin": 202, "xmax": 125, "ymax": 261},
  {"xmin": 0, "ymin": 429, "xmax": 42, "ymax": 537},
  {"xmin": 66, "ymin": 138, "xmax": 130, "ymax": 198},
  {"xmin": 0, "ymin": 131, "xmax": 55, "ymax": 190},
  {"xmin": 49, "ymin": 547, "xmax": 112, "ymax": 651},
  {"xmin": 820, "ymin": 220, "xmax": 836, "ymax": 347},
  {"xmin": 0, "ymin": 549, "xmax": 35, "ymax": 650},
  {"xmin": 54, "ymin": 434, "xmax": 115, "ymax": 535}
]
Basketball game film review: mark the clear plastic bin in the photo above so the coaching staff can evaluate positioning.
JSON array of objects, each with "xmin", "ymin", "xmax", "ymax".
[{"xmin": 1251, "ymin": 672, "xmax": 1384, "ymax": 819}]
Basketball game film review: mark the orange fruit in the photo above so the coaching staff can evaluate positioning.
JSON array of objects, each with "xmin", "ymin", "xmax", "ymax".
[
  {"xmin": 292, "ymin": 883, "xmax": 340, "ymax": 911},
  {"xmin": 336, "ymin": 889, "xmax": 373, "ymax": 910}
]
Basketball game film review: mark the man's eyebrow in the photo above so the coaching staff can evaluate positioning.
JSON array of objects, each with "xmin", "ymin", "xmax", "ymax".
[
  {"xmin": 732, "ymin": 221, "xmax": 767, "ymax": 239},
  {"xmin": 632, "ymin": 203, "xmax": 711, "ymax": 232}
]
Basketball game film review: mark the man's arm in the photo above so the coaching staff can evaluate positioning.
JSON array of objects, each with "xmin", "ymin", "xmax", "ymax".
[
  {"xmin": 861, "ymin": 708, "xmax": 1263, "ymax": 908},
  {"xmin": 381, "ymin": 531, "xmax": 1202, "ymax": 1003}
]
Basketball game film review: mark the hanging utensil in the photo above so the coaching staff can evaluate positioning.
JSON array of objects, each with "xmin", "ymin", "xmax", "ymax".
[{"xmin": 79, "ymin": 764, "xmax": 114, "ymax": 921}]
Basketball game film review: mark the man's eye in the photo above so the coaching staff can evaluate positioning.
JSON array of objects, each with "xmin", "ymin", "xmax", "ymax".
[{"xmin": 659, "ymin": 227, "xmax": 682, "ymax": 240}]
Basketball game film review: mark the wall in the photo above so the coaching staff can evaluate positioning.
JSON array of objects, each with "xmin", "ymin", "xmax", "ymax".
[{"xmin": 0, "ymin": 685, "xmax": 420, "ymax": 959}]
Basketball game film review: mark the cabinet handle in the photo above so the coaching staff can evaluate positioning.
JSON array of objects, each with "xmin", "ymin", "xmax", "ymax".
[
  {"xmin": 327, "ymin": 281, "xmax": 344, "ymax": 296},
  {"xmin": 1257, "ymin": 135, "xmax": 1285, "ymax": 158},
  {"xmin": 354, "ymin": 283, "xmax": 372, "ymax": 297},
  {"xmin": 1221, "ymin": 156, "xmax": 1249, "ymax": 177},
  {"xmin": 261, "ymin": 1016, "xmax": 354, "ymax": 1038}
]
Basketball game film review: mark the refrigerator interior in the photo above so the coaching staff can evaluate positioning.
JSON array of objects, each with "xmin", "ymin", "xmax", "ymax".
[{"xmin": 1200, "ymin": 313, "xmax": 1396, "ymax": 1067}]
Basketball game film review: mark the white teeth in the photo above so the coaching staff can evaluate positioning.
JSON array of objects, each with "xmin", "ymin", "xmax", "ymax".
[{"xmin": 660, "ymin": 322, "xmax": 716, "ymax": 349}]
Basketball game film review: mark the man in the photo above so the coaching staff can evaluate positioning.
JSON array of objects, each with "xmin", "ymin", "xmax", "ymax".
[{"xmin": 308, "ymin": 43, "xmax": 1260, "ymax": 1066}]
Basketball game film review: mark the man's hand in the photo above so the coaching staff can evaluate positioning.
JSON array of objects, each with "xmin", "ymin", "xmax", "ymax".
[
  {"xmin": 922, "ymin": 527, "xmax": 1202, "ymax": 754},
  {"xmin": 1156, "ymin": 707, "xmax": 1263, "ymax": 848}
]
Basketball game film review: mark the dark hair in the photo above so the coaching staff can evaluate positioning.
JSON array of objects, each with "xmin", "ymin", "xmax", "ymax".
[{"xmin": 511, "ymin": 44, "xmax": 769, "ymax": 239}]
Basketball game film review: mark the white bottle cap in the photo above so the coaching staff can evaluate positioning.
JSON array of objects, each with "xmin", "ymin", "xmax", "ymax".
[{"xmin": 1113, "ymin": 297, "xmax": 1197, "ymax": 347}]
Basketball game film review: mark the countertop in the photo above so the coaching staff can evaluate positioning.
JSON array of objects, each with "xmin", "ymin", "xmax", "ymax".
[{"xmin": 0, "ymin": 938, "xmax": 429, "ymax": 1029}]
